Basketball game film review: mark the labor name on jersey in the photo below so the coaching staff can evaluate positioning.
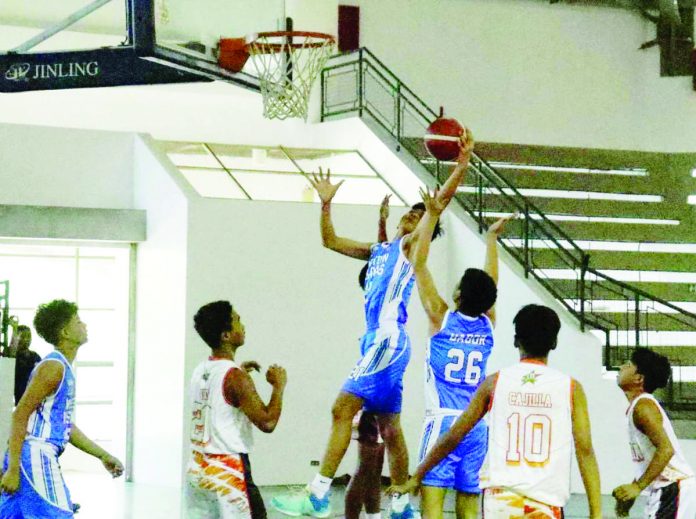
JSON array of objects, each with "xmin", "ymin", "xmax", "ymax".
[{"xmin": 425, "ymin": 312, "xmax": 493, "ymax": 414}]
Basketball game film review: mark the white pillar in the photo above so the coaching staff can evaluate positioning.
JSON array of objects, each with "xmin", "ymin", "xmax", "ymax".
[{"xmin": 0, "ymin": 358, "xmax": 15, "ymax": 451}]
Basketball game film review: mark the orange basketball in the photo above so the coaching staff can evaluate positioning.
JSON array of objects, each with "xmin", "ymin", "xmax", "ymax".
[{"xmin": 424, "ymin": 117, "xmax": 465, "ymax": 161}]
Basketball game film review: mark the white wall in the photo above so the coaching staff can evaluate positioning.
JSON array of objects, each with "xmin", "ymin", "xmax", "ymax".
[
  {"xmin": 0, "ymin": 123, "xmax": 134, "ymax": 208},
  {"xmin": 346, "ymin": 0, "xmax": 696, "ymax": 152},
  {"xmin": 131, "ymin": 135, "xmax": 190, "ymax": 487},
  {"xmin": 182, "ymin": 193, "xmax": 437, "ymax": 484},
  {"xmin": 0, "ymin": 358, "xmax": 14, "ymax": 451}
]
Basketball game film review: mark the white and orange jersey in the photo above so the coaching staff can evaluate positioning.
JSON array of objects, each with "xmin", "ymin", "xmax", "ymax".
[
  {"xmin": 189, "ymin": 357, "xmax": 253, "ymax": 455},
  {"xmin": 626, "ymin": 393, "xmax": 694, "ymax": 490},
  {"xmin": 481, "ymin": 360, "xmax": 574, "ymax": 508}
]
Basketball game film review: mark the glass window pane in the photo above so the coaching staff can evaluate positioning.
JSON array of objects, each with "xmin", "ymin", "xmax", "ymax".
[
  {"xmin": 73, "ymin": 404, "xmax": 118, "ymax": 443},
  {"xmin": 77, "ymin": 257, "xmax": 118, "ymax": 308},
  {"xmin": 180, "ymin": 168, "xmax": 247, "ymax": 199},
  {"xmin": 211, "ymin": 145, "xmax": 298, "ymax": 174},
  {"xmin": 0, "ymin": 255, "xmax": 76, "ymax": 308},
  {"xmin": 160, "ymin": 142, "xmax": 220, "ymax": 168},
  {"xmin": 234, "ymin": 171, "xmax": 315, "ymax": 202},
  {"xmin": 75, "ymin": 366, "xmax": 115, "ymax": 402},
  {"xmin": 77, "ymin": 310, "xmax": 121, "ymax": 363},
  {"xmin": 288, "ymin": 150, "xmax": 376, "ymax": 177},
  {"xmin": 332, "ymin": 177, "xmax": 401, "ymax": 205}
]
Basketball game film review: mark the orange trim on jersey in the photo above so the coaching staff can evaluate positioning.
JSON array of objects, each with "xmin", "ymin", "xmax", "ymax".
[
  {"xmin": 520, "ymin": 359, "xmax": 547, "ymax": 366},
  {"xmin": 570, "ymin": 379, "xmax": 576, "ymax": 412}
]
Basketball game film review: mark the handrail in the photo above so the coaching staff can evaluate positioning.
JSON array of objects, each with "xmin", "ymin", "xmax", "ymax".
[{"xmin": 321, "ymin": 48, "xmax": 696, "ymax": 376}]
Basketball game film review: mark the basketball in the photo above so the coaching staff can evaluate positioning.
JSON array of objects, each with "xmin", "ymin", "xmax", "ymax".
[{"xmin": 424, "ymin": 117, "xmax": 465, "ymax": 161}]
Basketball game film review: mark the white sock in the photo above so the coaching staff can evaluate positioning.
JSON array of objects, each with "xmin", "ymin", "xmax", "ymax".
[
  {"xmin": 309, "ymin": 474, "xmax": 332, "ymax": 499},
  {"xmin": 365, "ymin": 513, "xmax": 382, "ymax": 519},
  {"xmin": 391, "ymin": 493, "xmax": 409, "ymax": 513}
]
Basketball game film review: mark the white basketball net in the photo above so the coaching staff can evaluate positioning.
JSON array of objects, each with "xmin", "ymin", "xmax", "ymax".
[{"xmin": 247, "ymin": 32, "xmax": 335, "ymax": 121}]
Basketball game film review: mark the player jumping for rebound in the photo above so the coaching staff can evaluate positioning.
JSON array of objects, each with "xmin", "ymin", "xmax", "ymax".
[
  {"xmin": 389, "ymin": 304, "xmax": 602, "ymax": 519},
  {"xmin": 613, "ymin": 348, "xmax": 695, "ymax": 518},
  {"xmin": 411, "ymin": 186, "xmax": 512, "ymax": 519},
  {"xmin": 272, "ymin": 131, "xmax": 474, "ymax": 519}
]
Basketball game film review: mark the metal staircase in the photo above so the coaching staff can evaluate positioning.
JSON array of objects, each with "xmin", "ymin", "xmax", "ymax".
[{"xmin": 321, "ymin": 48, "xmax": 696, "ymax": 414}]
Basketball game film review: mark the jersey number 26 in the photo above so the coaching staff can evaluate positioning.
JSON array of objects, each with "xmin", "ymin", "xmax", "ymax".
[{"xmin": 444, "ymin": 349, "xmax": 483, "ymax": 384}]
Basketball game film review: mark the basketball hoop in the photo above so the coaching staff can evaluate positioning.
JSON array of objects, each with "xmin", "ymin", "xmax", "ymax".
[{"xmin": 244, "ymin": 31, "xmax": 335, "ymax": 120}]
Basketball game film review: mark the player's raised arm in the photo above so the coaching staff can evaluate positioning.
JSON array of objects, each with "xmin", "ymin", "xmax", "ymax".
[
  {"xmin": 434, "ymin": 128, "xmax": 474, "ymax": 208},
  {"xmin": 378, "ymin": 194, "xmax": 391, "ymax": 243},
  {"xmin": 310, "ymin": 168, "xmax": 373, "ymax": 260},
  {"xmin": 483, "ymin": 214, "xmax": 515, "ymax": 326},
  {"xmin": 387, "ymin": 373, "xmax": 497, "ymax": 496},
  {"xmin": 570, "ymin": 380, "xmax": 602, "ymax": 519},
  {"xmin": 411, "ymin": 187, "xmax": 449, "ymax": 335},
  {"xmin": 613, "ymin": 398, "xmax": 675, "ymax": 506},
  {"xmin": 0, "ymin": 361, "xmax": 63, "ymax": 494}
]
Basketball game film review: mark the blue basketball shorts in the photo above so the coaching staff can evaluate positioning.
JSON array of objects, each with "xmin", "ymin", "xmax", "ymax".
[
  {"xmin": 418, "ymin": 414, "xmax": 488, "ymax": 494},
  {"xmin": 342, "ymin": 326, "xmax": 411, "ymax": 414},
  {"xmin": 0, "ymin": 441, "xmax": 73, "ymax": 519}
]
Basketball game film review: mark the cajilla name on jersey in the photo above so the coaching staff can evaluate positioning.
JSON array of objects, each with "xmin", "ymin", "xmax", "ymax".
[{"xmin": 508, "ymin": 392, "xmax": 552, "ymax": 408}]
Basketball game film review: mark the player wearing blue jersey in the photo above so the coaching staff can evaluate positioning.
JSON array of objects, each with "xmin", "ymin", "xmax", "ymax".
[
  {"xmin": 411, "ymin": 189, "xmax": 512, "ymax": 519},
  {"xmin": 272, "ymin": 132, "xmax": 475, "ymax": 519},
  {"xmin": 0, "ymin": 300, "xmax": 123, "ymax": 518}
]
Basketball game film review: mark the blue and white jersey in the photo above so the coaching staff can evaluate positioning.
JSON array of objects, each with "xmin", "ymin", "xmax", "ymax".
[
  {"xmin": 425, "ymin": 311, "xmax": 494, "ymax": 414},
  {"xmin": 363, "ymin": 238, "xmax": 415, "ymax": 330},
  {"xmin": 25, "ymin": 351, "xmax": 76, "ymax": 451}
]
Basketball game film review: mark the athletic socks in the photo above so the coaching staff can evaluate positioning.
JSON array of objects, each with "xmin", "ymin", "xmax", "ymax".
[
  {"xmin": 366, "ymin": 513, "xmax": 382, "ymax": 519},
  {"xmin": 309, "ymin": 473, "xmax": 333, "ymax": 499},
  {"xmin": 391, "ymin": 493, "xmax": 410, "ymax": 513}
]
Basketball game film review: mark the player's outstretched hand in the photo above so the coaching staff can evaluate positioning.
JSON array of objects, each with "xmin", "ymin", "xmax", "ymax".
[
  {"xmin": 380, "ymin": 194, "xmax": 391, "ymax": 220},
  {"xmin": 0, "ymin": 468, "xmax": 20, "ymax": 494},
  {"xmin": 266, "ymin": 364, "xmax": 287, "ymax": 390},
  {"xmin": 420, "ymin": 187, "xmax": 446, "ymax": 217},
  {"xmin": 309, "ymin": 168, "xmax": 344, "ymax": 204},
  {"xmin": 612, "ymin": 483, "xmax": 640, "ymax": 513},
  {"xmin": 487, "ymin": 213, "xmax": 517, "ymax": 237},
  {"xmin": 241, "ymin": 361, "xmax": 261, "ymax": 373},
  {"xmin": 386, "ymin": 476, "xmax": 421, "ymax": 496},
  {"xmin": 101, "ymin": 454, "xmax": 124, "ymax": 478},
  {"xmin": 456, "ymin": 128, "xmax": 475, "ymax": 166}
]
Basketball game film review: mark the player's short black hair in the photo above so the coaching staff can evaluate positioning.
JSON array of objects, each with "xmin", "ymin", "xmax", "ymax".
[
  {"xmin": 194, "ymin": 301, "xmax": 233, "ymax": 349},
  {"xmin": 458, "ymin": 268, "xmax": 497, "ymax": 317},
  {"xmin": 358, "ymin": 263, "xmax": 368, "ymax": 291},
  {"xmin": 410, "ymin": 202, "xmax": 443, "ymax": 240},
  {"xmin": 33, "ymin": 300, "xmax": 78, "ymax": 346},
  {"xmin": 631, "ymin": 347, "xmax": 671, "ymax": 393},
  {"xmin": 17, "ymin": 325, "xmax": 30, "ymax": 333},
  {"xmin": 513, "ymin": 304, "xmax": 561, "ymax": 357}
]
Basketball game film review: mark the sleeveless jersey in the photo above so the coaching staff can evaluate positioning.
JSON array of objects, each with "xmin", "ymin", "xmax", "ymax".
[
  {"xmin": 363, "ymin": 238, "xmax": 415, "ymax": 330},
  {"xmin": 626, "ymin": 393, "xmax": 694, "ymax": 490},
  {"xmin": 482, "ymin": 361, "xmax": 573, "ymax": 507},
  {"xmin": 189, "ymin": 358, "xmax": 253, "ymax": 455},
  {"xmin": 425, "ymin": 311, "xmax": 494, "ymax": 415},
  {"xmin": 25, "ymin": 351, "xmax": 76, "ymax": 451}
]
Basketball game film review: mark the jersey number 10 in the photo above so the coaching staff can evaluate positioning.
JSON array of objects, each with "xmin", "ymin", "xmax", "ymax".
[
  {"xmin": 506, "ymin": 413, "xmax": 552, "ymax": 466},
  {"xmin": 444, "ymin": 349, "xmax": 483, "ymax": 384}
]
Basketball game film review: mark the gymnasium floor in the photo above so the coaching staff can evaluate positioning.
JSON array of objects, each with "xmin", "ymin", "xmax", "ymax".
[{"xmin": 66, "ymin": 472, "xmax": 646, "ymax": 518}]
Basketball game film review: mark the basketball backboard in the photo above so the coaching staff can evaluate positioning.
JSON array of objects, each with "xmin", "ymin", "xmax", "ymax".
[{"xmin": 0, "ymin": 0, "xmax": 285, "ymax": 92}]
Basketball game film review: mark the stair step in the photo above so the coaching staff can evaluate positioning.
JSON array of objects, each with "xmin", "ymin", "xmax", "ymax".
[
  {"xmin": 454, "ymin": 191, "xmax": 684, "ymax": 220},
  {"xmin": 548, "ymin": 280, "xmax": 696, "ymax": 302},
  {"xmin": 504, "ymin": 221, "xmax": 696, "ymax": 244},
  {"xmin": 585, "ymin": 312, "xmax": 696, "ymax": 332},
  {"xmin": 520, "ymin": 249, "xmax": 696, "ymax": 272}
]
